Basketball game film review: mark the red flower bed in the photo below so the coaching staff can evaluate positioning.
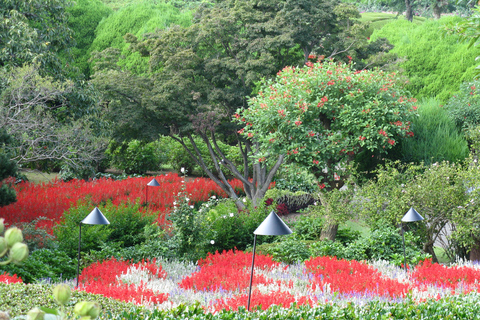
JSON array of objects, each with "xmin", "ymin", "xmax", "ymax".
[
  {"xmin": 305, "ymin": 256, "xmax": 411, "ymax": 298},
  {"xmin": 0, "ymin": 272, "xmax": 22, "ymax": 284},
  {"xmin": 2, "ymin": 174, "xmax": 243, "ymax": 230},
  {"xmin": 78, "ymin": 257, "xmax": 168, "ymax": 304},
  {"xmin": 212, "ymin": 290, "xmax": 315, "ymax": 312},
  {"xmin": 180, "ymin": 249, "xmax": 279, "ymax": 292},
  {"xmin": 411, "ymin": 258, "xmax": 480, "ymax": 292}
]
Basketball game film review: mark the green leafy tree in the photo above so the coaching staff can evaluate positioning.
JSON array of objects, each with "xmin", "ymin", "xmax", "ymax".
[
  {"xmin": 237, "ymin": 60, "xmax": 418, "ymax": 239},
  {"xmin": 358, "ymin": 161, "xmax": 466, "ymax": 263},
  {"xmin": 92, "ymin": 0, "xmax": 376, "ymax": 210},
  {"xmin": 0, "ymin": 0, "xmax": 75, "ymax": 77},
  {"xmin": 0, "ymin": 64, "xmax": 107, "ymax": 172},
  {"xmin": 0, "ymin": 129, "xmax": 18, "ymax": 207}
]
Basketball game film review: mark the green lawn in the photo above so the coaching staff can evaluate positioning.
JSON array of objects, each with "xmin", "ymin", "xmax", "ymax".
[{"xmin": 20, "ymin": 169, "xmax": 58, "ymax": 184}]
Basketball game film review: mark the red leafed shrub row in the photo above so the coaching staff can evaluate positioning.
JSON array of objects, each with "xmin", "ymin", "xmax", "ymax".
[
  {"xmin": 410, "ymin": 258, "xmax": 480, "ymax": 292},
  {"xmin": 305, "ymin": 256, "xmax": 411, "ymax": 298},
  {"xmin": 78, "ymin": 257, "xmax": 168, "ymax": 304},
  {"xmin": 1, "ymin": 174, "xmax": 243, "ymax": 230},
  {"xmin": 5, "ymin": 251, "xmax": 480, "ymax": 310},
  {"xmin": 180, "ymin": 250, "xmax": 279, "ymax": 292},
  {"xmin": 0, "ymin": 272, "xmax": 22, "ymax": 283}
]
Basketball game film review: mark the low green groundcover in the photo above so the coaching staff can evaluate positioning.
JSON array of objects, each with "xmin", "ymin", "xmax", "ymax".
[{"xmin": 2, "ymin": 283, "xmax": 480, "ymax": 319}]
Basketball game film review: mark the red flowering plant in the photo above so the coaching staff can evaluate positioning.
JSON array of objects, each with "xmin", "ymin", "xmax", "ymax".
[{"xmin": 236, "ymin": 60, "xmax": 418, "ymax": 191}]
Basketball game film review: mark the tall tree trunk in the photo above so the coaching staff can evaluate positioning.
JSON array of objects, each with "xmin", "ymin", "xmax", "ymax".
[
  {"xmin": 433, "ymin": 2, "xmax": 442, "ymax": 19},
  {"xmin": 423, "ymin": 240, "xmax": 438, "ymax": 263},
  {"xmin": 405, "ymin": 0, "xmax": 413, "ymax": 22},
  {"xmin": 320, "ymin": 223, "xmax": 338, "ymax": 241},
  {"xmin": 470, "ymin": 239, "xmax": 480, "ymax": 261}
]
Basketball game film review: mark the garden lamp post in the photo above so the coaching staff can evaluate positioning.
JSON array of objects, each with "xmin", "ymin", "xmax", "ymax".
[
  {"xmin": 145, "ymin": 178, "xmax": 160, "ymax": 208},
  {"xmin": 401, "ymin": 207, "xmax": 424, "ymax": 272},
  {"xmin": 247, "ymin": 210, "xmax": 292, "ymax": 311},
  {"xmin": 76, "ymin": 207, "xmax": 110, "ymax": 287}
]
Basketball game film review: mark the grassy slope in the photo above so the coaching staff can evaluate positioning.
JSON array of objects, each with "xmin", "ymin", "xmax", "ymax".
[{"xmin": 359, "ymin": 12, "xmax": 426, "ymax": 37}]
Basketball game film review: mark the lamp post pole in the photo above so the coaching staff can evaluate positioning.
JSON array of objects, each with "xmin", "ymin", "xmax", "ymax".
[
  {"xmin": 401, "ymin": 207, "xmax": 424, "ymax": 272},
  {"xmin": 76, "ymin": 223, "xmax": 82, "ymax": 287},
  {"xmin": 75, "ymin": 207, "xmax": 110, "ymax": 288},
  {"xmin": 247, "ymin": 211, "xmax": 292, "ymax": 311},
  {"xmin": 247, "ymin": 234, "xmax": 257, "ymax": 311}
]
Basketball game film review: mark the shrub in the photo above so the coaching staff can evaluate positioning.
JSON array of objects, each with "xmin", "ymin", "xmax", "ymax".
[
  {"xmin": 343, "ymin": 224, "xmax": 429, "ymax": 266},
  {"xmin": 0, "ymin": 283, "xmax": 137, "ymax": 318},
  {"xmin": 444, "ymin": 79, "xmax": 480, "ymax": 132},
  {"xmin": 106, "ymin": 139, "xmax": 160, "ymax": 174},
  {"xmin": 370, "ymin": 17, "xmax": 479, "ymax": 102},
  {"xmin": 54, "ymin": 200, "xmax": 157, "ymax": 258},
  {"xmin": 273, "ymin": 163, "xmax": 319, "ymax": 193},
  {"xmin": 398, "ymin": 98, "xmax": 469, "ymax": 164},
  {"xmin": 267, "ymin": 236, "xmax": 312, "ymax": 264},
  {"xmin": 292, "ymin": 213, "xmax": 324, "ymax": 240},
  {"xmin": 0, "ymin": 249, "xmax": 76, "ymax": 283}
]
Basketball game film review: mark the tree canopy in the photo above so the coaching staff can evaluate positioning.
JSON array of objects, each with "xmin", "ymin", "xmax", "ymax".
[{"xmin": 238, "ymin": 60, "xmax": 418, "ymax": 190}]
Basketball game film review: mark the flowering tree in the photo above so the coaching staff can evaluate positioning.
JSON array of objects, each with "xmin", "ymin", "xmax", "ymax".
[{"xmin": 237, "ymin": 59, "xmax": 418, "ymax": 239}]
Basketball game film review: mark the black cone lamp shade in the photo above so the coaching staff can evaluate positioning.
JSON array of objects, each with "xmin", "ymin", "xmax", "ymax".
[
  {"xmin": 254, "ymin": 211, "xmax": 293, "ymax": 236},
  {"xmin": 76, "ymin": 207, "xmax": 109, "ymax": 287},
  {"xmin": 402, "ymin": 207, "xmax": 424, "ymax": 222},
  {"xmin": 147, "ymin": 178, "xmax": 161, "ymax": 187},
  {"xmin": 400, "ymin": 207, "xmax": 423, "ymax": 272},
  {"xmin": 81, "ymin": 207, "xmax": 110, "ymax": 225}
]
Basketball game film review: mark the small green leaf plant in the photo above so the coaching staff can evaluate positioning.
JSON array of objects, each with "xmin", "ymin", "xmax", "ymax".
[
  {"xmin": 0, "ymin": 219, "xmax": 100, "ymax": 320},
  {"xmin": 25, "ymin": 284, "xmax": 101, "ymax": 320}
]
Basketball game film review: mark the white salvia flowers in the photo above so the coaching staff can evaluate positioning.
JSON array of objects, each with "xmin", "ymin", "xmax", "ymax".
[{"xmin": 181, "ymin": 167, "xmax": 185, "ymax": 174}]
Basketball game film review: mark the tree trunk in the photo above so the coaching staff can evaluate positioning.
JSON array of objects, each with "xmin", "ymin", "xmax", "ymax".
[
  {"xmin": 320, "ymin": 223, "xmax": 338, "ymax": 241},
  {"xmin": 423, "ymin": 241, "xmax": 438, "ymax": 263},
  {"xmin": 469, "ymin": 239, "xmax": 480, "ymax": 261},
  {"xmin": 433, "ymin": 2, "xmax": 442, "ymax": 19},
  {"xmin": 405, "ymin": 0, "xmax": 413, "ymax": 22}
]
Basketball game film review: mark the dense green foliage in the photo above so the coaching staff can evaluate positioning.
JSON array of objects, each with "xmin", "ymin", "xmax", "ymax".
[
  {"xmin": 398, "ymin": 99, "xmax": 469, "ymax": 164},
  {"xmin": 0, "ymin": 0, "xmax": 75, "ymax": 77},
  {"xmin": 0, "ymin": 249, "xmax": 76, "ymax": 284},
  {"xmin": 0, "ymin": 129, "xmax": 17, "ymax": 206},
  {"xmin": 0, "ymin": 283, "xmax": 137, "ymax": 318},
  {"xmin": 371, "ymin": 17, "xmax": 480, "ymax": 102},
  {"xmin": 54, "ymin": 200, "xmax": 157, "ymax": 258},
  {"xmin": 89, "ymin": 1, "xmax": 192, "ymax": 74},
  {"xmin": 108, "ymin": 293, "xmax": 480, "ymax": 319},
  {"xmin": 65, "ymin": 0, "xmax": 112, "ymax": 78},
  {"xmin": 444, "ymin": 79, "xmax": 480, "ymax": 132},
  {"xmin": 358, "ymin": 160, "xmax": 466, "ymax": 262},
  {"xmin": 106, "ymin": 139, "xmax": 160, "ymax": 174}
]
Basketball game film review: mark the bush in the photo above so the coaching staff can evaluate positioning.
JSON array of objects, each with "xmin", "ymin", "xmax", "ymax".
[
  {"xmin": 0, "ymin": 283, "xmax": 137, "ymax": 318},
  {"xmin": 398, "ymin": 98, "xmax": 469, "ymax": 164},
  {"xmin": 370, "ymin": 17, "xmax": 479, "ymax": 102},
  {"xmin": 0, "ymin": 249, "xmax": 76, "ymax": 283},
  {"xmin": 343, "ymin": 224, "xmax": 429, "ymax": 266},
  {"xmin": 53, "ymin": 200, "xmax": 157, "ymax": 258},
  {"xmin": 444, "ymin": 79, "xmax": 480, "ymax": 132},
  {"xmin": 292, "ymin": 213, "xmax": 324, "ymax": 240},
  {"xmin": 273, "ymin": 163, "xmax": 319, "ymax": 193},
  {"xmin": 106, "ymin": 139, "xmax": 160, "ymax": 174}
]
